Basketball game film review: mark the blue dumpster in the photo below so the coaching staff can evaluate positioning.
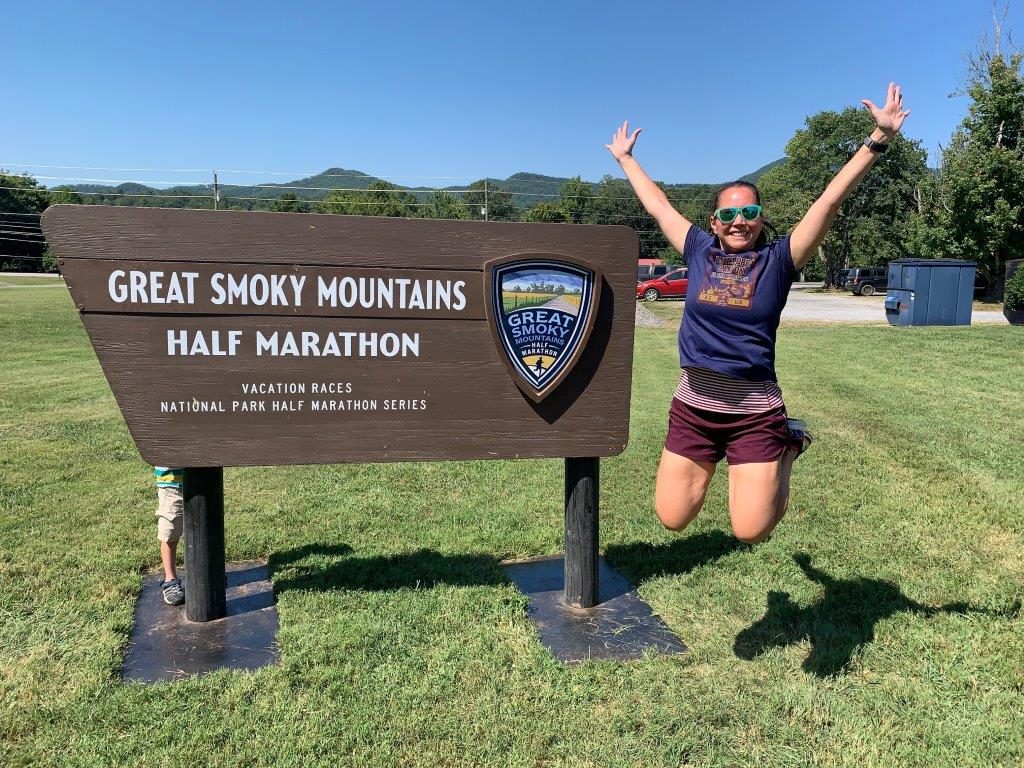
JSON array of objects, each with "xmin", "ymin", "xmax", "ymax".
[{"xmin": 884, "ymin": 259, "xmax": 976, "ymax": 326}]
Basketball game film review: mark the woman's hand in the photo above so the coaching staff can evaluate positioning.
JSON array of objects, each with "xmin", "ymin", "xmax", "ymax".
[
  {"xmin": 606, "ymin": 121, "xmax": 642, "ymax": 162},
  {"xmin": 861, "ymin": 82, "xmax": 910, "ymax": 140}
]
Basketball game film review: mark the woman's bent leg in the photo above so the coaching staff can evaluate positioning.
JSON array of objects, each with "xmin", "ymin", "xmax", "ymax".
[
  {"xmin": 727, "ymin": 455, "xmax": 793, "ymax": 543},
  {"xmin": 655, "ymin": 449, "xmax": 717, "ymax": 531}
]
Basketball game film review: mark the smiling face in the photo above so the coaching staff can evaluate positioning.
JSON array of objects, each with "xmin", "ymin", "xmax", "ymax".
[{"xmin": 710, "ymin": 185, "xmax": 763, "ymax": 253}]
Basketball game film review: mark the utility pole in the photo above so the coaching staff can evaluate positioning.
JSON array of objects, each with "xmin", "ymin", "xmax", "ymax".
[
  {"xmin": 483, "ymin": 179, "xmax": 489, "ymax": 222},
  {"xmin": 213, "ymin": 171, "xmax": 219, "ymax": 211}
]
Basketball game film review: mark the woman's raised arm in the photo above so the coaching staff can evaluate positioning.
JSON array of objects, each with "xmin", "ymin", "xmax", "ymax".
[
  {"xmin": 607, "ymin": 122, "xmax": 692, "ymax": 253},
  {"xmin": 790, "ymin": 83, "xmax": 910, "ymax": 270}
]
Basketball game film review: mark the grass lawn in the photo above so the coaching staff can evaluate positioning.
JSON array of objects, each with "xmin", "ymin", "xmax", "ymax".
[
  {"xmin": 2, "ymin": 287, "xmax": 1022, "ymax": 767},
  {"xmin": 0, "ymin": 273, "xmax": 63, "ymax": 287}
]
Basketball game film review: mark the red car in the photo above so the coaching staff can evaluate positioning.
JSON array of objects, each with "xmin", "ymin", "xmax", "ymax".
[{"xmin": 637, "ymin": 268, "xmax": 688, "ymax": 301}]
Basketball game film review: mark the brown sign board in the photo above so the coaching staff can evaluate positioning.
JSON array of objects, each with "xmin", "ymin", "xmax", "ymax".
[{"xmin": 42, "ymin": 206, "xmax": 637, "ymax": 467}]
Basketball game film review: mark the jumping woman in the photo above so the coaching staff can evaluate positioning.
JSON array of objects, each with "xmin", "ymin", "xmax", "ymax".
[{"xmin": 607, "ymin": 82, "xmax": 909, "ymax": 544}]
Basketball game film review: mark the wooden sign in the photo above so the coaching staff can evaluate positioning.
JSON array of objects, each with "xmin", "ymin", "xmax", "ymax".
[{"xmin": 42, "ymin": 206, "xmax": 637, "ymax": 467}]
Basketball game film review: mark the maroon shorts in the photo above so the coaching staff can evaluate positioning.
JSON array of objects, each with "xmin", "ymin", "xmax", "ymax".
[{"xmin": 665, "ymin": 397, "xmax": 789, "ymax": 465}]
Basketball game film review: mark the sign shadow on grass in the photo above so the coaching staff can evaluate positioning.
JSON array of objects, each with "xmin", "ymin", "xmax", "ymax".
[
  {"xmin": 271, "ymin": 530, "xmax": 746, "ymax": 596},
  {"xmin": 734, "ymin": 553, "xmax": 1021, "ymax": 678},
  {"xmin": 269, "ymin": 543, "xmax": 509, "ymax": 593},
  {"xmin": 267, "ymin": 536, "xmax": 745, "ymax": 663}
]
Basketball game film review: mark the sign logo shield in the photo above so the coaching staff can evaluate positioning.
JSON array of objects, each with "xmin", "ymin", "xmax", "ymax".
[{"xmin": 485, "ymin": 255, "xmax": 602, "ymax": 402}]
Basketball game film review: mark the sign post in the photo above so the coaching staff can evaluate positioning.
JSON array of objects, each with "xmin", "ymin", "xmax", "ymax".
[
  {"xmin": 183, "ymin": 467, "xmax": 226, "ymax": 622},
  {"xmin": 564, "ymin": 457, "xmax": 598, "ymax": 609}
]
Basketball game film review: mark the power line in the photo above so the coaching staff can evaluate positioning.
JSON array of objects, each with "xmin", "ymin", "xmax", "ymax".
[
  {"xmin": 29, "ymin": 174, "xmax": 489, "ymax": 193},
  {"xmin": 30, "ymin": 174, "xmax": 211, "ymax": 186},
  {"xmin": 0, "ymin": 230, "xmax": 44, "ymax": 238},
  {"xmin": 25, "ymin": 180, "xmax": 652, "ymax": 203},
  {"xmin": 0, "ymin": 222, "xmax": 43, "ymax": 231},
  {"xmin": 3, "ymin": 163, "xmax": 478, "ymax": 181},
  {"xmin": 28, "ymin": 174, "xmax": 545, "ymax": 196},
  {"xmin": 0, "ymin": 200, "xmax": 675, "ymax": 234},
  {"xmin": 0, "ymin": 213, "xmax": 668, "ymax": 235},
  {"xmin": 224, "ymin": 196, "xmax": 477, "ymax": 207},
  {"xmin": 10, "ymin": 170, "xmax": 673, "ymax": 203},
  {"xmin": 2, "ymin": 163, "xmax": 213, "ymax": 173},
  {"xmin": 2, "ymin": 162, "xmax": 635, "ymax": 188},
  {"xmin": 225, "ymin": 184, "xmax": 481, "ymax": 194},
  {"xmin": 0, "ymin": 186, "xmax": 48, "ymax": 194},
  {"xmin": 0, "ymin": 186, "xmax": 214, "ymax": 200}
]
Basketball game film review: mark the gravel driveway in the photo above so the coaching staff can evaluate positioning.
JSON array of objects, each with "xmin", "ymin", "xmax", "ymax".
[{"xmin": 781, "ymin": 290, "xmax": 1008, "ymax": 324}]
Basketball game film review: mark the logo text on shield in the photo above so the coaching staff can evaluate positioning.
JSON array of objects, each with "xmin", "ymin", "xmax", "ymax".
[{"xmin": 486, "ymin": 257, "xmax": 601, "ymax": 402}]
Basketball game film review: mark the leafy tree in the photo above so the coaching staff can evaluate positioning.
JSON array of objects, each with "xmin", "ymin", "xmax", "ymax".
[
  {"xmin": 558, "ymin": 176, "xmax": 593, "ymax": 223},
  {"xmin": 0, "ymin": 171, "xmax": 48, "ymax": 271},
  {"xmin": 271, "ymin": 192, "xmax": 306, "ymax": 213},
  {"xmin": 929, "ymin": 39, "xmax": 1024, "ymax": 293},
  {"xmin": 666, "ymin": 184, "xmax": 718, "ymax": 228},
  {"xmin": 524, "ymin": 201, "xmax": 569, "ymax": 223},
  {"xmin": 463, "ymin": 180, "xmax": 517, "ymax": 221},
  {"xmin": 419, "ymin": 189, "xmax": 469, "ymax": 220},
  {"xmin": 48, "ymin": 188, "xmax": 83, "ymax": 205},
  {"xmin": 317, "ymin": 181, "xmax": 417, "ymax": 217},
  {"xmin": 758, "ymin": 108, "xmax": 929, "ymax": 286},
  {"xmin": 589, "ymin": 175, "xmax": 671, "ymax": 259},
  {"xmin": 1004, "ymin": 263, "xmax": 1024, "ymax": 310},
  {"xmin": 41, "ymin": 247, "xmax": 59, "ymax": 273},
  {"xmin": 0, "ymin": 171, "xmax": 48, "ymax": 215},
  {"xmin": 654, "ymin": 245, "xmax": 685, "ymax": 267}
]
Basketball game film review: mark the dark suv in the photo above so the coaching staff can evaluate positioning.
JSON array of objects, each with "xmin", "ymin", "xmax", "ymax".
[
  {"xmin": 845, "ymin": 266, "xmax": 888, "ymax": 295},
  {"xmin": 637, "ymin": 264, "xmax": 671, "ymax": 282}
]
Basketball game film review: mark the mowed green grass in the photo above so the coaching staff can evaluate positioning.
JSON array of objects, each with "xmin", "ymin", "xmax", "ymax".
[
  {"xmin": 1, "ymin": 287, "xmax": 1022, "ymax": 767},
  {"xmin": 0, "ymin": 273, "xmax": 63, "ymax": 287}
]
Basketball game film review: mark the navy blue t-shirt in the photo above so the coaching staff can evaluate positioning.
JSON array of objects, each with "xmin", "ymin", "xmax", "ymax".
[{"xmin": 678, "ymin": 226, "xmax": 796, "ymax": 382}]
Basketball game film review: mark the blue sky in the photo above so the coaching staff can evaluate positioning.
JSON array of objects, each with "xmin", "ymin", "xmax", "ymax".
[{"xmin": 4, "ymin": 1, "xmax": 1019, "ymax": 190}]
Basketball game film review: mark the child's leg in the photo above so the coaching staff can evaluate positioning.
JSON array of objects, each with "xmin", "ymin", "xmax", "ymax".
[
  {"xmin": 160, "ymin": 541, "xmax": 178, "ymax": 582},
  {"xmin": 156, "ymin": 486, "xmax": 184, "ymax": 581}
]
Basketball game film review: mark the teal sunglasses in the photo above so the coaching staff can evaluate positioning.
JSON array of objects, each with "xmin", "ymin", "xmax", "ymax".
[{"xmin": 714, "ymin": 204, "xmax": 762, "ymax": 223}]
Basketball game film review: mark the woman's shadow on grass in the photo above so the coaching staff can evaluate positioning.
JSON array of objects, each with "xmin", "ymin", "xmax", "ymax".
[
  {"xmin": 604, "ymin": 530, "xmax": 747, "ymax": 584},
  {"xmin": 734, "ymin": 553, "xmax": 1020, "ymax": 677}
]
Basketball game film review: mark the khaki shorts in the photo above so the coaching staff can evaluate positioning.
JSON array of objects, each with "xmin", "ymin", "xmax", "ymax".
[{"xmin": 156, "ymin": 486, "xmax": 184, "ymax": 543}]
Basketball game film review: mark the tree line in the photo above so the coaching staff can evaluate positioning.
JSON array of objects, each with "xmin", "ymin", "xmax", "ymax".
[
  {"xmin": 759, "ymin": 40, "xmax": 1024, "ymax": 291},
  {"xmin": 3, "ymin": 34, "xmax": 1022, "ymax": 295}
]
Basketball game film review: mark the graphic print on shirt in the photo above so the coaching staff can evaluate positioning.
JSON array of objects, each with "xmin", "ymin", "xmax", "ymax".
[{"xmin": 696, "ymin": 248, "xmax": 766, "ymax": 310}]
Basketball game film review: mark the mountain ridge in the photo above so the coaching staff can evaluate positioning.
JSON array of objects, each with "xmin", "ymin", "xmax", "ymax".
[{"xmin": 54, "ymin": 162, "xmax": 786, "ymax": 208}]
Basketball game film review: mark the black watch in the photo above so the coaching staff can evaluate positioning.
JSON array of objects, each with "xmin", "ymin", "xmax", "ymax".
[{"xmin": 863, "ymin": 136, "xmax": 889, "ymax": 153}]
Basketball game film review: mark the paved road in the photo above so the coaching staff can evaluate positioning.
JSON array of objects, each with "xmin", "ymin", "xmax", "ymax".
[
  {"xmin": 0, "ymin": 272, "xmax": 63, "ymax": 288},
  {"xmin": 781, "ymin": 291, "xmax": 1008, "ymax": 324},
  {"xmin": 0, "ymin": 282, "xmax": 65, "ymax": 288},
  {"xmin": 540, "ymin": 296, "xmax": 581, "ymax": 315}
]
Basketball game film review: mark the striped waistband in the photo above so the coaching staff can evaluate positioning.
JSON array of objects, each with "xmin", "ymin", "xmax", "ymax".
[{"xmin": 673, "ymin": 367, "xmax": 784, "ymax": 414}]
